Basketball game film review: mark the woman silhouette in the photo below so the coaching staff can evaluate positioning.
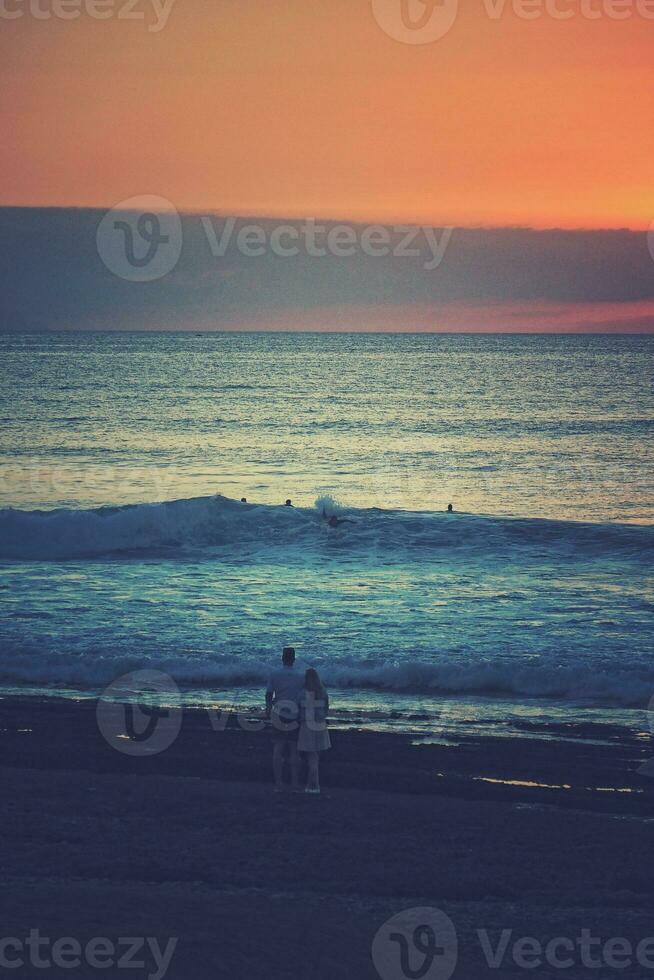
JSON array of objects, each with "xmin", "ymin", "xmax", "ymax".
[{"xmin": 298, "ymin": 668, "xmax": 331, "ymax": 794}]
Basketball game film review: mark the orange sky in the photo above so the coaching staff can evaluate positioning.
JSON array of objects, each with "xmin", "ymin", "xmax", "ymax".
[{"xmin": 1, "ymin": 0, "xmax": 653, "ymax": 229}]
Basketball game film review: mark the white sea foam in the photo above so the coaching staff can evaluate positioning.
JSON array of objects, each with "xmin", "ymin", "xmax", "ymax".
[{"xmin": 0, "ymin": 640, "xmax": 651, "ymax": 707}]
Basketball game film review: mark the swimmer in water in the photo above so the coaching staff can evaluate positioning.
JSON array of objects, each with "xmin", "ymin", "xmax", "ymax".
[
  {"xmin": 447, "ymin": 503, "xmax": 453, "ymax": 512},
  {"xmin": 328, "ymin": 515, "xmax": 354, "ymax": 528},
  {"xmin": 285, "ymin": 499, "xmax": 293, "ymax": 507},
  {"xmin": 322, "ymin": 508, "xmax": 354, "ymax": 528}
]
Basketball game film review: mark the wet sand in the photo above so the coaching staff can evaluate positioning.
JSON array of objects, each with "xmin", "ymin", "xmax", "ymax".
[{"xmin": 1, "ymin": 696, "xmax": 653, "ymax": 978}]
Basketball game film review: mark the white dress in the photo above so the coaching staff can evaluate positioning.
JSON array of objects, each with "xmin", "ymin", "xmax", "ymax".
[{"xmin": 298, "ymin": 690, "xmax": 331, "ymax": 752}]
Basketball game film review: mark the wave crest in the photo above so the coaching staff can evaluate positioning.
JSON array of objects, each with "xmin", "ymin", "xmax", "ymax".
[
  {"xmin": 0, "ymin": 493, "xmax": 652, "ymax": 560},
  {"xmin": 0, "ymin": 643, "xmax": 651, "ymax": 707}
]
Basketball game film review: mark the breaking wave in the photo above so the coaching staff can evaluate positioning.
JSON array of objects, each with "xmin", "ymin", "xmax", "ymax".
[
  {"xmin": 0, "ymin": 493, "xmax": 651, "ymax": 561},
  {"xmin": 0, "ymin": 643, "xmax": 652, "ymax": 707}
]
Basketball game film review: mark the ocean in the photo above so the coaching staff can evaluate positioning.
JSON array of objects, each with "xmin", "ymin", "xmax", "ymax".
[{"xmin": 1, "ymin": 331, "xmax": 652, "ymax": 738}]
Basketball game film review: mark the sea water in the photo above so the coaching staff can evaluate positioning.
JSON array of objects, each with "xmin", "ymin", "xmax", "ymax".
[{"xmin": 0, "ymin": 332, "xmax": 652, "ymax": 736}]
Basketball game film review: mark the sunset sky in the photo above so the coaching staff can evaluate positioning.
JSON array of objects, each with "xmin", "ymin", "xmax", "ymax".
[
  {"xmin": 2, "ymin": 0, "xmax": 654, "ymax": 331},
  {"xmin": 2, "ymin": 0, "xmax": 653, "ymax": 228}
]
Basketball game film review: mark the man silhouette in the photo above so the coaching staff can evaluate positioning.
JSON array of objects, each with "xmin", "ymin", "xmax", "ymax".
[{"xmin": 265, "ymin": 646, "xmax": 305, "ymax": 792}]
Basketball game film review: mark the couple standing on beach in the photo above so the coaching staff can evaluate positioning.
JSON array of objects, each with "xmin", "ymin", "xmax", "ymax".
[{"xmin": 265, "ymin": 646, "xmax": 331, "ymax": 794}]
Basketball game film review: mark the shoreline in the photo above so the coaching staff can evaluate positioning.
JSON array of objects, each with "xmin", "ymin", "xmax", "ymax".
[
  {"xmin": 1, "ymin": 681, "xmax": 648, "ymax": 732},
  {"xmin": 2, "ymin": 693, "xmax": 652, "ymax": 815}
]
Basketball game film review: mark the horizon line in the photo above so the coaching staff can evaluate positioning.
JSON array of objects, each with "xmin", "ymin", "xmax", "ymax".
[
  {"xmin": 3, "ymin": 329, "xmax": 653, "ymax": 337},
  {"xmin": 0, "ymin": 203, "xmax": 646, "ymax": 236}
]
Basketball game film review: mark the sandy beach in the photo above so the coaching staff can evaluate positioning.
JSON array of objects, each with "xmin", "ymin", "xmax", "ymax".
[{"xmin": 2, "ymin": 696, "xmax": 653, "ymax": 979}]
